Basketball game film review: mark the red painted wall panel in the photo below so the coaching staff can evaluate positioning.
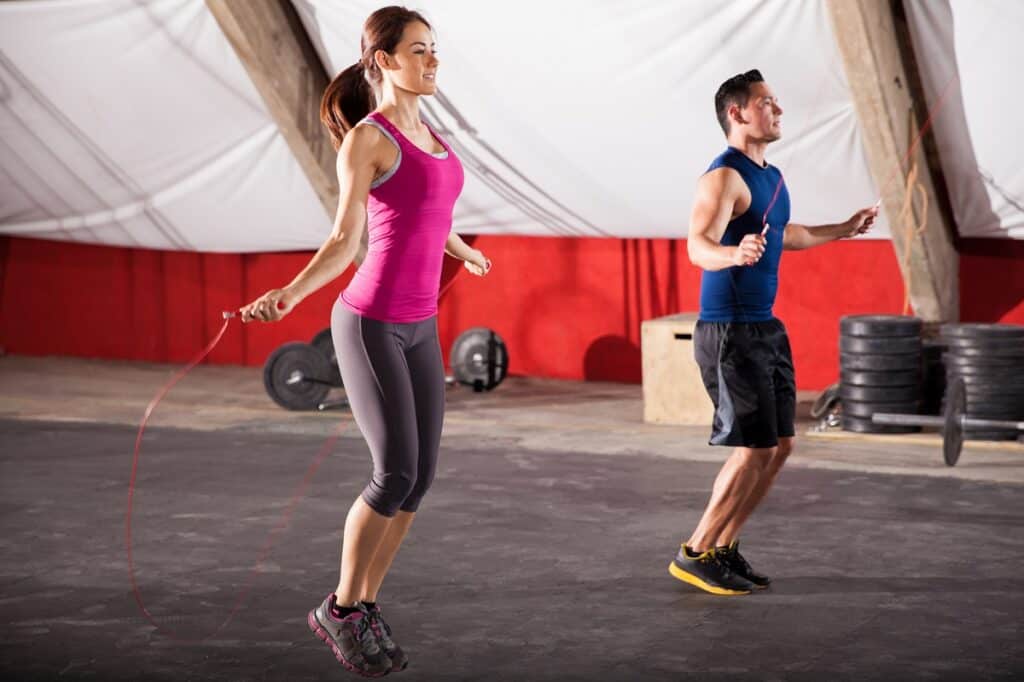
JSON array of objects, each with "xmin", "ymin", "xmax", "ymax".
[{"xmin": 2, "ymin": 235, "xmax": 1020, "ymax": 390}]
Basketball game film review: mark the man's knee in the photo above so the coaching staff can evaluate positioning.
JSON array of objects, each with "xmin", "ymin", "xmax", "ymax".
[{"xmin": 734, "ymin": 447, "xmax": 774, "ymax": 474}]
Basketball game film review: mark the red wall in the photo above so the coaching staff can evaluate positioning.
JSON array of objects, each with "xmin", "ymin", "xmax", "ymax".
[{"xmin": 1, "ymin": 235, "xmax": 1020, "ymax": 390}]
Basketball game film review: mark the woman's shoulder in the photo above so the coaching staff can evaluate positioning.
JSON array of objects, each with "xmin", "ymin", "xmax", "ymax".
[{"xmin": 339, "ymin": 119, "xmax": 391, "ymax": 160}]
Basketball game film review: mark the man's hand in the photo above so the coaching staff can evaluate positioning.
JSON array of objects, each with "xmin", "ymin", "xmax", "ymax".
[
  {"xmin": 840, "ymin": 205, "xmax": 879, "ymax": 238},
  {"xmin": 732, "ymin": 233, "xmax": 766, "ymax": 267}
]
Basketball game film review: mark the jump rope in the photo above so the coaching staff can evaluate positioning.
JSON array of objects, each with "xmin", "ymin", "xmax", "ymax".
[
  {"xmin": 125, "ymin": 265, "xmax": 469, "ymax": 642},
  {"xmin": 127, "ymin": 59, "xmax": 963, "ymax": 640},
  {"xmin": 731, "ymin": 53, "xmax": 963, "ymax": 322}
]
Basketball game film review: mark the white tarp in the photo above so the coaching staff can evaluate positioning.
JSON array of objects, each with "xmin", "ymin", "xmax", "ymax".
[
  {"xmin": 0, "ymin": 0, "xmax": 1019, "ymax": 250},
  {"xmin": 0, "ymin": 0, "xmax": 329, "ymax": 251},
  {"xmin": 295, "ymin": 0, "xmax": 887, "ymax": 238},
  {"xmin": 905, "ymin": 0, "xmax": 1024, "ymax": 239}
]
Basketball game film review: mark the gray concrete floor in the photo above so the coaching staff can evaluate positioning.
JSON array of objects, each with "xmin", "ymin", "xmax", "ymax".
[{"xmin": 1, "ymin": 355, "xmax": 1023, "ymax": 680}]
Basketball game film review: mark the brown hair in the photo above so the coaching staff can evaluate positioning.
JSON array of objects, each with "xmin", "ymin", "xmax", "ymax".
[{"xmin": 320, "ymin": 6, "xmax": 432, "ymax": 150}]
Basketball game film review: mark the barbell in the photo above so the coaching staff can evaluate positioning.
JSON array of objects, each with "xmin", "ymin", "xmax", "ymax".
[
  {"xmin": 871, "ymin": 378, "xmax": 1024, "ymax": 467},
  {"xmin": 262, "ymin": 327, "xmax": 509, "ymax": 411}
]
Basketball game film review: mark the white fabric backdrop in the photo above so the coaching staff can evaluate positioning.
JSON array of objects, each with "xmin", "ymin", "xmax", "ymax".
[
  {"xmin": 0, "ymin": 0, "xmax": 330, "ymax": 251},
  {"xmin": 295, "ymin": 0, "xmax": 886, "ymax": 238},
  {"xmin": 0, "ymin": 0, "xmax": 1019, "ymax": 250},
  {"xmin": 905, "ymin": 0, "xmax": 1024, "ymax": 239}
]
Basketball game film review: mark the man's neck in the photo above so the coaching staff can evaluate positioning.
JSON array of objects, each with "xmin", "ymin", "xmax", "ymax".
[{"xmin": 727, "ymin": 136, "xmax": 769, "ymax": 167}]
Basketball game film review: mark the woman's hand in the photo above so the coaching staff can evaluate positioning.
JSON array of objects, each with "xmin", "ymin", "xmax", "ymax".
[
  {"xmin": 464, "ymin": 249, "xmax": 492, "ymax": 276},
  {"xmin": 239, "ymin": 288, "xmax": 298, "ymax": 323}
]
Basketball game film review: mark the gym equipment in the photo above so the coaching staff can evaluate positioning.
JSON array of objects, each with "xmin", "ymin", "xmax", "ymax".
[
  {"xmin": 449, "ymin": 327, "xmax": 508, "ymax": 392},
  {"xmin": 263, "ymin": 342, "xmax": 333, "ymax": 410},
  {"xmin": 940, "ymin": 323, "xmax": 1024, "ymax": 440},
  {"xmin": 838, "ymin": 315, "xmax": 923, "ymax": 434},
  {"xmin": 872, "ymin": 378, "xmax": 1024, "ymax": 467},
  {"xmin": 311, "ymin": 327, "xmax": 343, "ymax": 386}
]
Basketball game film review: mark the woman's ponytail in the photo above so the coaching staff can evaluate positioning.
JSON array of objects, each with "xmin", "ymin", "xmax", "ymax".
[{"xmin": 320, "ymin": 61, "xmax": 376, "ymax": 150}]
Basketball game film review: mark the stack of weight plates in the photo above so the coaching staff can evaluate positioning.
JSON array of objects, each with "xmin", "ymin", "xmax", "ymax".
[
  {"xmin": 839, "ymin": 315, "xmax": 923, "ymax": 433},
  {"xmin": 941, "ymin": 323, "xmax": 1024, "ymax": 440},
  {"xmin": 920, "ymin": 337, "xmax": 947, "ymax": 416}
]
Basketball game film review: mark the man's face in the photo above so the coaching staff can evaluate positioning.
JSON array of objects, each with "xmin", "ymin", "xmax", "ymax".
[{"xmin": 737, "ymin": 81, "xmax": 783, "ymax": 142}]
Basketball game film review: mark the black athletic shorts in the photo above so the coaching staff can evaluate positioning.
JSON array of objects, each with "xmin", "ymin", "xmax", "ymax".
[{"xmin": 693, "ymin": 318, "xmax": 796, "ymax": 449}]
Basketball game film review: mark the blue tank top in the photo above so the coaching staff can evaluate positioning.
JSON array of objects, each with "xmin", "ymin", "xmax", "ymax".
[{"xmin": 698, "ymin": 147, "xmax": 791, "ymax": 322}]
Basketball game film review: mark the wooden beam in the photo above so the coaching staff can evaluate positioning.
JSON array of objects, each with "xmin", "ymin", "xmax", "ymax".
[
  {"xmin": 206, "ymin": 0, "xmax": 338, "ymax": 218},
  {"xmin": 827, "ymin": 0, "xmax": 959, "ymax": 322}
]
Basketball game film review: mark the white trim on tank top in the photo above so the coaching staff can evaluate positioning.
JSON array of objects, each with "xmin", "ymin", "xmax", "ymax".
[{"xmin": 359, "ymin": 118, "xmax": 448, "ymax": 190}]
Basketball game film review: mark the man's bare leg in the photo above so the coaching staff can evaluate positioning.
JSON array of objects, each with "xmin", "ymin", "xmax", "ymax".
[
  {"xmin": 686, "ymin": 446, "xmax": 774, "ymax": 552},
  {"xmin": 715, "ymin": 437, "xmax": 794, "ymax": 547}
]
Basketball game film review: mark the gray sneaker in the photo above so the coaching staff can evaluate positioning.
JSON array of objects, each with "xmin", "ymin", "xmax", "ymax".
[
  {"xmin": 366, "ymin": 604, "xmax": 409, "ymax": 672},
  {"xmin": 308, "ymin": 594, "xmax": 392, "ymax": 677}
]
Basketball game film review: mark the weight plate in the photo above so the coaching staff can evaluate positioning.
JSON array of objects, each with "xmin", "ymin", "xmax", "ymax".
[
  {"xmin": 841, "ymin": 384, "xmax": 921, "ymax": 403},
  {"xmin": 842, "ymin": 415, "xmax": 919, "ymax": 434},
  {"xmin": 943, "ymin": 378, "xmax": 965, "ymax": 466},
  {"xmin": 840, "ymin": 353, "xmax": 920, "ymax": 371},
  {"xmin": 840, "ymin": 315, "xmax": 922, "ymax": 338},
  {"xmin": 962, "ymin": 403, "xmax": 1019, "ymax": 419},
  {"xmin": 311, "ymin": 327, "xmax": 343, "ymax": 387},
  {"xmin": 940, "ymin": 323, "xmax": 1024, "ymax": 340},
  {"xmin": 943, "ymin": 354, "xmax": 1024, "ymax": 369},
  {"xmin": 841, "ymin": 399, "xmax": 920, "ymax": 419},
  {"xmin": 959, "ymin": 396, "xmax": 1024, "ymax": 411},
  {"xmin": 963, "ymin": 386, "xmax": 1024, "ymax": 402},
  {"xmin": 943, "ymin": 336, "xmax": 1024, "ymax": 352},
  {"xmin": 840, "ymin": 336, "xmax": 920, "ymax": 355},
  {"xmin": 942, "ymin": 345, "xmax": 1024, "ymax": 359},
  {"xmin": 840, "ymin": 370, "xmax": 920, "ymax": 387},
  {"xmin": 945, "ymin": 372, "xmax": 1024, "ymax": 387},
  {"xmin": 943, "ymin": 397, "xmax": 1024, "ymax": 412},
  {"xmin": 263, "ymin": 342, "xmax": 331, "ymax": 410},
  {"xmin": 450, "ymin": 327, "xmax": 509, "ymax": 391}
]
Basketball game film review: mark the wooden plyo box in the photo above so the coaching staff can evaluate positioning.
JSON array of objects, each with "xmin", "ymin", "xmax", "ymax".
[{"xmin": 641, "ymin": 313, "xmax": 715, "ymax": 425}]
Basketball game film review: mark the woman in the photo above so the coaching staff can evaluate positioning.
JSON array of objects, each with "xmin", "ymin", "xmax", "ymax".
[{"xmin": 240, "ymin": 6, "xmax": 490, "ymax": 676}]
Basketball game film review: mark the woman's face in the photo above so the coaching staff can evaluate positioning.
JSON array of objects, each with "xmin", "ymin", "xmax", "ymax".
[{"xmin": 377, "ymin": 21, "xmax": 439, "ymax": 96}]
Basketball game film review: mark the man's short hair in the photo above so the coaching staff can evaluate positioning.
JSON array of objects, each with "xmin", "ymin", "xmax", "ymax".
[{"xmin": 715, "ymin": 69, "xmax": 764, "ymax": 135}]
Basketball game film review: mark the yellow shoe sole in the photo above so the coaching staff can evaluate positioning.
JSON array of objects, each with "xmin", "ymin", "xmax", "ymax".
[{"xmin": 668, "ymin": 561, "xmax": 751, "ymax": 596}]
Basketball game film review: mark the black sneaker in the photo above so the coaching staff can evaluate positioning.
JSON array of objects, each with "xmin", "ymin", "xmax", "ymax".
[
  {"xmin": 668, "ymin": 545, "xmax": 753, "ymax": 595},
  {"xmin": 365, "ymin": 603, "xmax": 409, "ymax": 672},
  {"xmin": 307, "ymin": 594, "xmax": 392, "ymax": 677},
  {"xmin": 717, "ymin": 540, "xmax": 771, "ymax": 589}
]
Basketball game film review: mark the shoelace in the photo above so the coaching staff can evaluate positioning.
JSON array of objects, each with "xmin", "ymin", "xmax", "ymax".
[
  {"xmin": 355, "ymin": 615, "xmax": 383, "ymax": 655},
  {"xmin": 369, "ymin": 610, "xmax": 396, "ymax": 650},
  {"xmin": 730, "ymin": 549, "xmax": 753, "ymax": 574},
  {"xmin": 701, "ymin": 549, "xmax": 737, "ymax": 578}
]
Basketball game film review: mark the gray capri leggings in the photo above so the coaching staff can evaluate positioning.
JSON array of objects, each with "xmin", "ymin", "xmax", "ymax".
[{"xmin": 331, "ymin": 300, "xmax": 446, "ymax": 517}]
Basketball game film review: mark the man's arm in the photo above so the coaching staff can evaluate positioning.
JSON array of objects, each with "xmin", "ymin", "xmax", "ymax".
[
  {"xmin": 688, "ymin": 168, "xmax": 765, "ymax": 271},
  {"xmin": 783, "ymin": 205, "xmax": 878, "ymax": 251}
]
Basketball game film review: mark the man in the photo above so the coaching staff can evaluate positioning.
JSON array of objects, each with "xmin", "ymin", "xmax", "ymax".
[{"xmin": 669, "ymin": 70, "xmax": 877, "ymax": 595}]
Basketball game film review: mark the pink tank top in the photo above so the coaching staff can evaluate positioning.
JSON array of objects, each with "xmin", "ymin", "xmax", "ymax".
[{"xmin": 340, "ymin": 111, "xmax": 465, "ymax": 323}]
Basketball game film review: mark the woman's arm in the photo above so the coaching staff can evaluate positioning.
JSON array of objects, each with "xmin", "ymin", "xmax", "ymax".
[
  {"xmin": 445, "ymin": 231, "xmax": 491, "ymax": 276},
  {"xmin": 240, "ymin": 125, "xmax": 381, "ymax": 322}
]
